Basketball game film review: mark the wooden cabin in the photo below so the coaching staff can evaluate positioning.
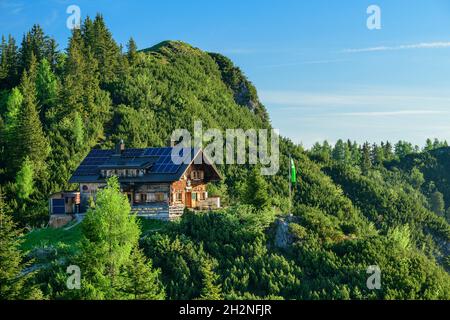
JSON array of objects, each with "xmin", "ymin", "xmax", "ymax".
[{"xmin": 51, "ymin": 142, "xmax": 222, "ymax": 220}]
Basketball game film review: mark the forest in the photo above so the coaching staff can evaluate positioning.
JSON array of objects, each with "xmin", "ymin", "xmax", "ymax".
[{"xmin": 0, "ymin": 15, "xmax": 449, "ymax": 300}]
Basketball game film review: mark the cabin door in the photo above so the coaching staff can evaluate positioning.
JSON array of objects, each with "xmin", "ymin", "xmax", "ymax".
[{"xmin": 185, "ymin": 192, "xmax": 192, "ymax": 208}]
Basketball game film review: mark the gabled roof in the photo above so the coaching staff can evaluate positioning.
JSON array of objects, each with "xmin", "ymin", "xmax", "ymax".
[{"xmin": 69, "ymin": 147, "xmax": 221, "ymax": 184}]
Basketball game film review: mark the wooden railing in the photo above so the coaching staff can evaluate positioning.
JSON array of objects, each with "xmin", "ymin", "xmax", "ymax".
[{"xmin": 169, "ymin": 205, "xmax": 185, "ymax": 218}]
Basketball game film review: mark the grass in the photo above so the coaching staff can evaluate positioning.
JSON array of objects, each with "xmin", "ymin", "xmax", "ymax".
[
  {"xmin": 21, "ymin": 221, "xmax": 83, "ymax": 252},
  {"xmin": 21, "ymin": 217, "xmax": 169, "ymax": 253},
  {"xmin": 137, "ymin": 217, "xmax": 169, "ymax": 236}
]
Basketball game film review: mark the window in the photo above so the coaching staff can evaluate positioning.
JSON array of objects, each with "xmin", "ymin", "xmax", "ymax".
[
  {"xmin": 192, "ymin": 193, "xmax": 197, "ymax": 201},
  {"xmin": 147, "ymin": 193, "xmax": 156, "ymax": 202},
  {"xmin": 140, "ymin": 193, "xmax": 147, "ymax": 203},
  {"xmin": 155, "ymin": 193, "xmax": 166, "ymax": 202},
  {"xmin": 176, "ymin": 192, "xmax": 183, "ymax": 202},
  {"xmin": 199, "ymin": 192, "xmax": 206, "ymax": 201},
  {"xmin": 191, "ymin": 170, "xmax": 204, "ymax": 180}
]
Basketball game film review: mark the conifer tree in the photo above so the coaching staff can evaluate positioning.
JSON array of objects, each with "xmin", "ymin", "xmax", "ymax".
[
  {"xmin": 371, "ymin": 143, "xmax": 384, "ymax": 166},
  {"xmin": 332, "ymin": 139, "xmax": 350, "ymax": 164},
  {"xmin": 127, "ymin": 37, "xmax": 138, "ymax": 64},
  {"xmin": 430, "ymin": 191, "xmax": 445, "ymax": 216},
  {"xmin": 62, "ymin": 27, "xmax": 110, "ymax": 144},
  {"xmin": 35, "ymin": 58, "xmax": 58, "ymax": 123},
  {"xmin": 118, "ymin": 247, "xmax": 165, "ymax": 300},
  {"xmin": 0, "ymin": 36, "xmax": 7, "ymax": 82},
  {"xmin": 383, "ymin": 141, "xmax": 394, "ymax": 161},
  {"xmin": 4, "ymin": 87, "xmax": 22, "ymax": 130},
  {"xmin": 72, "ymin": 111, "xmax": 84, "ymax": 147},
  {"xmin": 0, "ymin": 35, "xmax": 19, "ymax": 89},
  {"xmin": 15, "ymin": 157, "xmax": 34, "ymax": 201},
  {"xmin": 6, "ymin": 35, "xmax": 19, "ymax": 86},
  {"xmin": 90, "ymin": 14, "xmax": 121, "ymax": 85},
  {"xmin": 12, "ymin": 70, "xmax": 50, "ymax": 172},
  {"xmin": 0, "ymin": 188, "xmax": 24, "ymax": 299},
  {"xmin": 361, "ymin": 142, "xmax": 372, "ymax": 175},
  {"xmin": 245, "ymin": 167, "xmax": 270, "ymax": 210},
  {"xmin": 0, "ymin": 189, "xmax": 42, "ymax": 300},
  {"xmin": 199, "ymin": 260, "xmax": 222, "ymax": 300},
  {"xmin": 76, "ymin": 176, "xmax": 140, "ymax": 299}
]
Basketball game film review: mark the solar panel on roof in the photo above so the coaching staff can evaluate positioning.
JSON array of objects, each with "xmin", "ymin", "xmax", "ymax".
[
  {"xmin": 123, "ymin": 149, "xmax": 143, "ymax": 157},
  {"xmin": 155, "ymin": 148, "xmax": 164, "ymax": 156},
  {"xmin": 73, "ymin": 147, "xmax": 192, "ymax": 179},
  {"xmin": 152, "ymin": 164, "xmax": 162, "ymax": 172},
  {"xmin": 166, "ymin": 164, "xmax": 178, "ymax": 173},
  {"xmin": 143, "ymin": 148, "xmax": 154, "ymax": 156},
  {"xmin": 161, "ymin": 148, "xmax": 171, "ymax": 156},
  {"xmin": 160, "ymin": 156, "xmax": 169, "ymax": 164},
  {"xmin": 89, "ymin": 149, "xmax": 113, "ymax": 157}
]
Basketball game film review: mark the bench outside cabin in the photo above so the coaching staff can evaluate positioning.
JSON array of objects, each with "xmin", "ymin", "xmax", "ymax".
[{"xmin": 48, "ymin": 142, "xmax": 222, "ymax": 227}]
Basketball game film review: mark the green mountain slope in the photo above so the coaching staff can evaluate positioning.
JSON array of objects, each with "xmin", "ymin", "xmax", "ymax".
[
  {"xmin": 108, "ymin": 40, "xmax": 269, "ymax": 149},
  {"xmin": 0, "ymin": 18, "xmax": 449, "ymax": 300}
]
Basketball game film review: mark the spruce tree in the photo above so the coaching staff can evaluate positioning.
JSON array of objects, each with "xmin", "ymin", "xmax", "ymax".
[
  {"xmin": 118, "ymin": 247, "xmax": 165, "ymax": 300},
  {"xmin": 72, "ymin": 111, "xmax": 84, "ymax": 147},
  {"xmin": 15, "ymin": 157, "xmax": 34, "ymax": 201},
  {"xmin": 35, "ymin": 58, "xmax": 58, "ymax": 123},
  {"xmin": 62, "ymin": 27, "xmax": 110, "ymax": 145},
  {"xmin": 245, "ymin": 167, "xmax": 270, "ymax": 210},
  {"xmin": 90, "ymin": 14, "xmax": 121, "ymax": 85},
  {"xmin": 199, "ymin": 260, "xmax": 222, "ymax": 300},
  {"xmin": 126, "ymin": 37, "xmax": 138, "ymax": 64},
  {"xmin": 12, "ymin": 70, "xmax": 50, "ymax": 172},
  {"xmin": 0, "ymin": 188, "xmax": 24, "ymax": 299},
  {"xmin": 0, "ymin": 35, "xmax": 19, "ymax": 89},
  {"xmin": 6, "ymin": 35, "xmax": 19, "ymax": 87},
  {"xmin": 4, "ymin": 87, "xmax": 22, "ymax": 130},
  {"xmin": 0, "ymin": 36, "xmax": 7, "ymax": 82},
  {"xmin": 0, "ymin": 189, "xmax": 42, "ymax": 300},
  {"xmin": 361, "ymin": 142, "xmax": 372, "ymax": 175}
]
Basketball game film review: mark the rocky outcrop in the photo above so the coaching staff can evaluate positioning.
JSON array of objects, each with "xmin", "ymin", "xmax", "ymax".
[{"xmin": 274, "ymin": 215, "xmax": 297, "ymax": 249}]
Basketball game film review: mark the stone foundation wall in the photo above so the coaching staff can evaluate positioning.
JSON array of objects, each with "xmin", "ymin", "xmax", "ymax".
[{"xmin": 49, "ymin": 214, "xmax": 74, "ymax": 228}]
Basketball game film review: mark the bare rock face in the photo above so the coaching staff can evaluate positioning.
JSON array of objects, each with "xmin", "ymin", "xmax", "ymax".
[
  {"xmin": 48, "ymin": 214, "xmax": 73, "ymax": 228},
  {"xmin": 274, "ymin": 215, "xmax": 296, "ymax": 249}
]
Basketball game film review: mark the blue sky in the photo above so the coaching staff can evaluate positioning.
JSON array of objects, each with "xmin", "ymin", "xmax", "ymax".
[{"xmin": 1, "ymin": 0, "xmax": 450, "ymax": 147}]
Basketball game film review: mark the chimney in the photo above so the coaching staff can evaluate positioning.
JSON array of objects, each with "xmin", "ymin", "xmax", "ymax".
[
  {"xmin": 168, "ymin": 135, "xmax": 187, "ymax": 147},
  {"xmin": 115, "ymin": 139, "xmax": 125, "ymax": 155}
]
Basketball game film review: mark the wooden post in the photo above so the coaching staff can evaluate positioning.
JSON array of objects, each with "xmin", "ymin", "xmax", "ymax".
[{"xmin": 289, "ymin": 154, "xmax": 291, "ymax": 215}]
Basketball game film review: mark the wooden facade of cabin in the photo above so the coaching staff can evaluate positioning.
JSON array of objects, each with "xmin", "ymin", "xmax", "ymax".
[{"xmin": 49, "ymin": 143, "xmax": 221, "ymax": 221}]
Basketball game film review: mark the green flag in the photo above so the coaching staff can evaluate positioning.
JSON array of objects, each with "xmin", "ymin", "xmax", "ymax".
[{"xmin": 290, "ymin": 158, "xmax": 297, "ymax": 183}]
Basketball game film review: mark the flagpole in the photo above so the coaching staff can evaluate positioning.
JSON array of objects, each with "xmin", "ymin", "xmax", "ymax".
[{"xmin": 289, "ymin": 154, "xmax": 291, "ymax": 215}]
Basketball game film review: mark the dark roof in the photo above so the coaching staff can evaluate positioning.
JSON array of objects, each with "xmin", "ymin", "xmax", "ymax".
[
  {"xmin": 98, "ymin": 156, "xmax": 155, "ymax": 169},
  {"xmin": 69, "ymin": 147, "xmax": 221, "ymax": 184}
]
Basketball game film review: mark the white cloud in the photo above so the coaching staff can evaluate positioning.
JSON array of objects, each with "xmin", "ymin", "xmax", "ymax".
[
  {"xmin": 0, "ymin": 0, "xmax": 25, "ymax": 14},
  {"xmin": 259, "ymin": 90, "xmax": 450, "ymax": 109},
  {"xmin": 343, "ymin": 41, "xmax": 450, "ymax": 53},
  {"xmin": 339, "ymin": 110, "xmax": 448, "ymax": 117},
  {"xmin": 258, "ymin": 59, "xmax": 348, "ymax": 69}
]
